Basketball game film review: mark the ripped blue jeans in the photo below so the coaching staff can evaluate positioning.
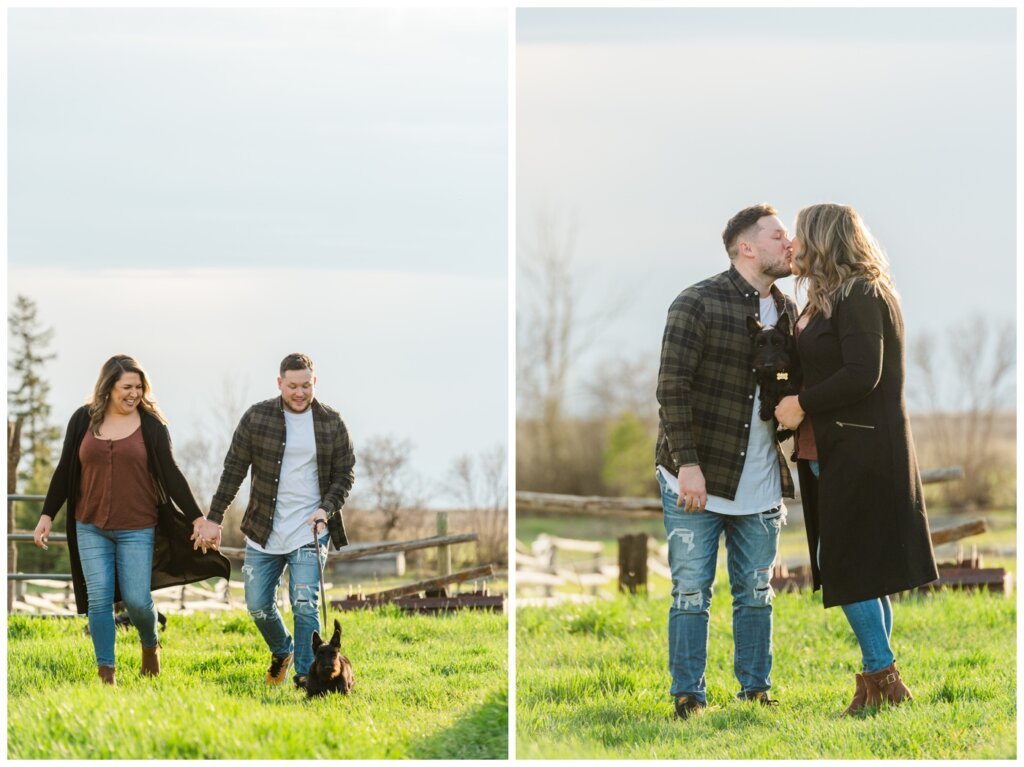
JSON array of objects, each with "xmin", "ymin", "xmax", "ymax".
[
  {"xmin": 243, "ymin": 534, "xmax": 328, "ymax": 679},
  {"xmin": 658, "ymin": 471, "xmax": 782, "ymax": 704}
]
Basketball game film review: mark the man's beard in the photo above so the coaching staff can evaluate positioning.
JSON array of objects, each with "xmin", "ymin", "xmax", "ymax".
[{"xmin": 762, "ymin": 257, "xmax": 792, "ymax": 280}]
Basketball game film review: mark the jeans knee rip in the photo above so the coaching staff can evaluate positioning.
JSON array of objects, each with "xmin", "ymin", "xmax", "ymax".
[
  {"xmin": 667, "ymin": 527, "xmax": 695, "ymax": 555},
  {"xmin": 753, "ymin": 567, "xmax": 774, "ymax": 604},
  {"xmin": 674, "ymin": 589, "xmax": 703, "ymax": 611},
  {"xmin": 293, "ymin": 583, "xmax": 317, "ymax": 613}
]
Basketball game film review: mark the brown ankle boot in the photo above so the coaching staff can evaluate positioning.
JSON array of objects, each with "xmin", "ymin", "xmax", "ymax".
[
  {"xmin": 841, "ymin": 673, "xmax": 867, "ymax": 716},
  {"xmin": 98, "ymin": 665, "xmax": 116, "ymax": 686},
  {"xmin": 141, "ymin": 642, "xmax": 161, "ymax": 677},
  {"xmin": 863, "ymin": 663, "xmax": 913, "ymax": 707}
]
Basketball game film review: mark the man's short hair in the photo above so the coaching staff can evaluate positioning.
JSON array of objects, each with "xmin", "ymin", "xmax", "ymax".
[
  {"xmin": 280, "ymin": 353, "xmax": 315, "ymax": 376},
  {"xmin": 722, "ymin": 203, "xmax": 778, "ymax": 259}
]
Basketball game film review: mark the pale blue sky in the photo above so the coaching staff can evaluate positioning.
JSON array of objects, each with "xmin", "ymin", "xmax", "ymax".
[
  {"xmin": 8, "ymin": 9, "xmax": 508, "ymax": 505},
  {"xmin": 517, "ymin": 7, "xmax": 1016, "ymax": 413}
]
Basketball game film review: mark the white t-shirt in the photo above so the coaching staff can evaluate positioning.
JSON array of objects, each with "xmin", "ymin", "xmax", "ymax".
[
  {"xmin": 659, "ymin": 294, "xmax": 784, "ymax": 516},
  {"xmin": 246, "ymin": 408, "xmax": 322, "ymax": 554}
]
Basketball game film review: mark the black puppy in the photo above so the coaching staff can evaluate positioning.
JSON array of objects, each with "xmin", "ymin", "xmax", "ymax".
[
  {"xmin": 307, "ymin": 619, "xmax": 355, "ymax": 698},
  {"xmin": 746, "ymin": 312, "xmax": 800, "ymax": 440}
]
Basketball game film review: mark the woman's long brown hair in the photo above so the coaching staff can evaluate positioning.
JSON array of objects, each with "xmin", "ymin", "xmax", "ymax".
[
  {"xmin": 793, "ymin": 203, "xmax": 900, "ymax": 319},
  {"xmin": 87, "ymin": 355, "xmax": 166, "ymax": 434}
]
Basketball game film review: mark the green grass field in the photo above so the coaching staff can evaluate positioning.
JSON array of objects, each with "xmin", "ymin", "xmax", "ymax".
[
  {"xmin": 8, "ymin": 607, "xmax": 507, "ymax": 759},
  {"xmin": 516, "ymin": 587, "xmax": 1015, "ymax": 759}
]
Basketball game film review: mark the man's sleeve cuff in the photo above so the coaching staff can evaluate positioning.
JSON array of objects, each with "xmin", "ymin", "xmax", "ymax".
[{"xmin": 671, "ymin": 449, "xmax": 699, "ymax": 467}]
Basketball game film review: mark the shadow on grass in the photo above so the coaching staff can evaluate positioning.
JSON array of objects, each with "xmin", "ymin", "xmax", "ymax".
[{"xmin": 407, "ymin": 687, "xmax": 508, "ymax": 759}]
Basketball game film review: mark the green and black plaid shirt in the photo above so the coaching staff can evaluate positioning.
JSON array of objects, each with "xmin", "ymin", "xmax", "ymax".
[
  {"xmin": 208, "ymin": 397, "xmax": 355, "ymax": 549},
  {"xmin": 656, "ymin": 265, "xmax": 797, "ymax": 500}
]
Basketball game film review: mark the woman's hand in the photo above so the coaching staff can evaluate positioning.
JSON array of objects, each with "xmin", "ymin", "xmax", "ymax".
[
  {"xmin": 33, "ymin": 516, "xmax": 53, "ymax": 550},
  {"xmin": 775, "ymin": 395, "xmax": 806, "ymax": 430},
  {"xmin": 191, "ymin": 517, "xmax": 222, "ymax": 554}
]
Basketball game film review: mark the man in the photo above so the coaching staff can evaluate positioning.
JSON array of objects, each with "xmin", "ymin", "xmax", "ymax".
[
  {"xmin": 655, "ymin": 203, "xmax": 798, "ymax": 719},
  {"xmin": 194, "ymin": 353, "xmax": 355, "ymax": 688}
]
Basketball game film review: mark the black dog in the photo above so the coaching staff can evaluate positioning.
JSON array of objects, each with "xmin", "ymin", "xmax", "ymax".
[
  {"xmin": 746, "ymin": 312, "xmax": 800, "ymax": 440},
  {"xmin": 307, "ymin": 619, "xmax": 355, "ymax": 698}
]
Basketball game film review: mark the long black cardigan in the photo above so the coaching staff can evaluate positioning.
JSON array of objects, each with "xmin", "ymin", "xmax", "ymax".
[
  {"xmin": 40, "ymin": 406, "xmax": 231, "ymax": 615},
  {"xmin": 796, "ymin": 281, "xmax": 938, "ymax": 607}
]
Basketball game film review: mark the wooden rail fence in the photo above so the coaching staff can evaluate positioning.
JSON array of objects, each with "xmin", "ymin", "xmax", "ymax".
[{"xmin": 8, "ymin": 497, "xmax": 504, "ymax": 615}]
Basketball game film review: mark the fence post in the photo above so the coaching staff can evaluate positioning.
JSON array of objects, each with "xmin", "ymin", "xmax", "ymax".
[
  {"xmin": 436, "ymin": 512, "xmax": 451, "ymax": 578},
  {"xmin": 7, "ymin": 417, "xmax": 25, "ymax": 613},
  {"xmin": 618, "ymin": 533, "xmax": 649, "ymax": 595}
]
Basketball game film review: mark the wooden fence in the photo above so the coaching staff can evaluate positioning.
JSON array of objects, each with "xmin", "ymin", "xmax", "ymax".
[
  {"xmin": 516, "ymin": 465, "xmax": 1012, "ymax": 601},
  {"xmin": 8, "ymin": 497, "xmax": 503, "ymax": 616}
]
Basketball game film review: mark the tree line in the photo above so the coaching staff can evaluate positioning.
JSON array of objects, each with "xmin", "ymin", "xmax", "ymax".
[{"xmin": 516, "ymin": 215, "xmax": 1016, "ymax": 511}]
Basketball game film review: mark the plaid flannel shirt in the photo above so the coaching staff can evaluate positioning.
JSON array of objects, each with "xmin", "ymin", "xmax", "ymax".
[
  {"xmin": 208, "ymin": 397, "xmax": 355, "ymax": 549},
  {"xmin": 656, "ymin": 265, "xmax": 797, "ymax": 500}
]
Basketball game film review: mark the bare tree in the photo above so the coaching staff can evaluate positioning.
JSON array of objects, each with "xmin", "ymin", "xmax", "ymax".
[
  {"xmin": 350, "ymin": 435, "xmax": 428, "ymax": 540},
  {"xmin": 517, "ymin": 213, "xmax": 629, "ymax": 491},
  {"xmin": 175, "ymin": 378, "xmax": 249, "ymax": 546},
  {"xmin": 910, "ymin": 315, "xmax": 1015, "ymax": 508},
  {"xmin": 586, "ymin": 352, "xmax": 659, "ymax": 422},
  {"xmin": 444, "ymin": 444, "xmax": 507, "ymax": 566}
]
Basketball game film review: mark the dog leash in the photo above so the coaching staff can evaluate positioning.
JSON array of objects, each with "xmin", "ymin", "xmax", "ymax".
[{"xmin": 312, "ymin": 520, "xmax": 329, "ymax": 631}]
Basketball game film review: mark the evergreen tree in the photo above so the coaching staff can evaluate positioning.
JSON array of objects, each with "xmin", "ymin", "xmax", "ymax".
[
  {"xmin": 7, "ymin": 295, "xmax": 65, "ymax": 574},
  {"xmin": 8, "ymin": 294, "xmax": 60, "ymax": 489}
]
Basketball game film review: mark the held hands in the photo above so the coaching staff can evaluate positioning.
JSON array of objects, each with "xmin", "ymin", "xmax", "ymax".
[
  {"xmin": 33, "ymin": 516, "xmax": 53, "ymax": 550},
  {"xmin": 676, "ymin": 465, "xmax": 707, "ymax": 513},
  {"xmin": 307, "ymin": 508, "xmax": 329, "ymax": 536},
  {"xmin": 191, "ymin": 517, "xmax": 223, "ymax": 554},
  {"xmin": 774, "ymin": 395, "xmax": 806, "ymax": 430}
]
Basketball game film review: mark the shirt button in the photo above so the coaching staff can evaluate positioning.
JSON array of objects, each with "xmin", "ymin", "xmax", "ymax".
[
  {"xmin": 740, "ymin": 451, "xmax": 746, "ymax": 456},
  {"xmin": 748, "ymin": 394, "xmax": 753, "ymax": 399},
  {"xmin": 744, "ymin": 423, "xmax": 749, "ymax": 428}
]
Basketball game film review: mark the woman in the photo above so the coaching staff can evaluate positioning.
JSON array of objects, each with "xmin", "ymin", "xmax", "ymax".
[
  {"xmin": 775, "ymin": 203, "xmax": 938, "ymax": 715},
  {"xmin": 33, "ymin": 355, "xmax": 230, "ymax": 686}
]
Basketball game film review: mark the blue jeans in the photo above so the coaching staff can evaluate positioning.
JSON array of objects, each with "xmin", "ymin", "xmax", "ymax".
[
  {"xmin": 658, "ymin": 471, "xmax": 782, "ymax": 704},
  {"xmin": 242, "ymin": 534, "xmax": 329, "ymax": 679},
  {"xmin": 76, "ymin": 521, "xmax": 159, "ymax": 667},
  {"xmin": 808, "ymin": 460, "xmax": 895, "ymax": 673}
]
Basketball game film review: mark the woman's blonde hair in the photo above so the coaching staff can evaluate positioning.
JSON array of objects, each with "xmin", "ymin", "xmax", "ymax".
[
  {"xmin": 87, "ymin": 355, "xmax": 166, "ymax": 434},
  {"xmin": 794, "ymin": 203, "xmax": 900, "ymax": 319}
]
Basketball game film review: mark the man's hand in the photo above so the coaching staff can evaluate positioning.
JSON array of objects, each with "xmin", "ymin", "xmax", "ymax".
[
  {"xmin": 775, "ymin": 395, "xmax": 805, "ymax": 430},
  {"xmin": 307, "ymin": 508, "xmax": 329, "ymax": 537},
  {"xmin": 676, "ymin": 465, "xmax": 707, "ymax": 513},
  {"xmin": 33, "ymin": 516, "xmax": 53, "ymax": 550},
  {"xmin": 191, "ymin": 517, "xmax": 223, "ymax": 554}
]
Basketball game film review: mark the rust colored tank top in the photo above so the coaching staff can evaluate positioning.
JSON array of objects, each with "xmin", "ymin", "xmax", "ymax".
[
  {"xmin": 77, "ymin": 426, "xmax": 159, "ymax": 529},
  {"xmin": 794, "ymin": 320, "xmax": 818, "ymax": 461}
]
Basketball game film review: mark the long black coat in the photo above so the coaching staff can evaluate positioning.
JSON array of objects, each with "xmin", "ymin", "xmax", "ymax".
[
  {"xmin": 40, "ymin": 406, "xmax": 231, "ymax": 615},
  {"xmin": 796, "ymin": 280, "xmax": 938, "ymax": 607}
]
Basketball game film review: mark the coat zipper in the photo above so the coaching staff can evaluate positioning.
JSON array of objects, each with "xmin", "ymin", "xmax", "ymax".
[{"xmin": 835, "ymin": 421, "xmax": 875, "ymax": 429}]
